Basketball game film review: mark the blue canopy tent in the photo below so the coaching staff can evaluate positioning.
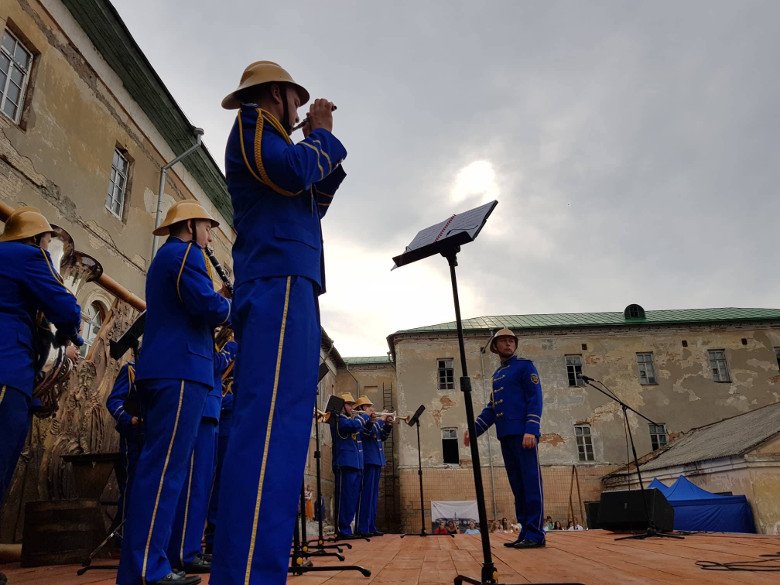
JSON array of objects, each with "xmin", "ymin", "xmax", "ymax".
[{"xmin": 649, "ymin": 476, "xmax": 756, "ymax": 533}]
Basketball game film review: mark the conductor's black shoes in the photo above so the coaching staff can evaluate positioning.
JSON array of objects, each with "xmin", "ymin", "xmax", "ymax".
[
  {"xmin": 503, "ymin": 537, "xmax": 522, "ymax": 548},
  {"xmin": 148, "ymin": 573, "xmax": 201, "ymax": 585},
  {"xmin": 512, "ymin": 538, "xmax": 545, "ymax": 549}
]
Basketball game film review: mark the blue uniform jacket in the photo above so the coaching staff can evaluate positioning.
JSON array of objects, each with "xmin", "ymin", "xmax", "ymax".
[
  {"xmin": 106, "ymin": 362, "xmax": 143, "ymax": 441},
  {"xmin": 0, "ymin": 242, "xmax": 81, "ymax": 395},
  {"xmin": 331, "ymin": 412, "xmax": 366, "ymax": 470},
  {"xmin": 206, "ymin": 340, "xmax": 237, "ymax": 422},
  {"xmin": 361, "ymin": 419, "xmax": 391, "ymax": 467},
  {"xmin": 226, "ymin": 106, "xmax": 347, "ymax": 292},
  {"xmin": 474, "ymin": 355, "xmax": 543, "ymax": 440},
  {"xmin": 136, "ymin": 237, "xmax": 230, "ymax": 386}
]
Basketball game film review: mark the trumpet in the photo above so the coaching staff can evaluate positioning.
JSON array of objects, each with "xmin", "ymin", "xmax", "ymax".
[
  {"xmin": 315, "ymin": 408, "xmax": 331, "ymax": 423},
  {"xmin": 291, "ymin": 104, "xmax": 338, "ymax": 132},
  {"xmin": 374, "ymin": 412, "xmax": 410, "ymax": 423}
]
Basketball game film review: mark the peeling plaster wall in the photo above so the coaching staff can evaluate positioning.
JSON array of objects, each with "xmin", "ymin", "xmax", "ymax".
[{"xmin": 0, "ymin": 0, "xmax": 234, "ymax": 298}]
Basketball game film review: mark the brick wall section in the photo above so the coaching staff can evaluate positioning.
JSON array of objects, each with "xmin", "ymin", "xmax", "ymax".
[{"xmin": 397, "ymin": 464, "xmax": 617, "ymax": 532}]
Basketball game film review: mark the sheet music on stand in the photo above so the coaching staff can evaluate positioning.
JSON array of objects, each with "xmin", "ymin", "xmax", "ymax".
[{"xmin": 392, "ymin": 200, "xmax": 498, "ymax": 269}]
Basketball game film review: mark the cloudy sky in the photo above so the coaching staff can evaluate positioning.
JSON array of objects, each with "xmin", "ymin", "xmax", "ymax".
[{"xmin": 113, "ymin": 0, "xmax": 780, "ymax": 356}]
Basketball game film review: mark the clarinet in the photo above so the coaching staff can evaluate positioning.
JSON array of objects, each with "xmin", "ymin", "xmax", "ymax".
[{"xmin": 205, "ymin": 246, "xmax": 234, "ymax": 296}]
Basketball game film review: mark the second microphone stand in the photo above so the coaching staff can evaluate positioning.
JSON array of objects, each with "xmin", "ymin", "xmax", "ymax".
[{"xmin": 580, "ymin": 377, "xmax": 682, "ymax": 541}]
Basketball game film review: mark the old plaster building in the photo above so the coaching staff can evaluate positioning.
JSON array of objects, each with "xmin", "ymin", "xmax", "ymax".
[
  {"xmin": 368, "ymin": 305, "xmax": 780, "ymax": 532},
  {"xmin": 0, "ymin": 0, "xmax": 234, "ymax": 540}
]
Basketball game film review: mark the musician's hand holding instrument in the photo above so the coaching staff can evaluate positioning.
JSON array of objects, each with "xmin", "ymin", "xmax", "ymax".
[{"xmin": 295, "ymin": 100, "xmax": 337, "ymax": 135}]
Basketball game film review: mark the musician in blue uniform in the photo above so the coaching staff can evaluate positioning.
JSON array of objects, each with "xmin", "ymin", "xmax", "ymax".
[
  {"xmin": 330, "ymin": 393, "xmax": 367, "ymax": 538},
  {"xmin": 465, "ymin": 328, "xmax": 545, "ymax": 549},
  {"xmin": 211, "ymin": 61, "xmax": 347, "ymax": 585},
  {"xmin": 106, "ymin": 361, "xmax": 144, "ymax": 527},
  {"xmin": 168, "ymin": 335, "xmax": 237, "ymax": 574},
  {"xmin": 354, "ymin": 395, "xmax": 392, "ymax": 537},
  {"xmin": 0, "ymin": 208, "xmax": 82, "ymax": 505},
  {"xmin": 117, "ymin": 200, "xmax": 230, "ymax": 585}
]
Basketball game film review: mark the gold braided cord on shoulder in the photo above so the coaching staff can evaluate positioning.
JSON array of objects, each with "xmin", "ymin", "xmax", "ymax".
[
  {"xmin": 128, "ymin": 365, "xmax": 135, "ymax": 385},
  {"xmin": 253, "ymin": 110, "xmax": 299, "ymax": 197},
  {"xmin": 176, "ymin": 243, "xmax": 193, "ymax": 303},
  {"xmin": 238, "ymin": 113, "xmax": 263, "ymax": 183}
]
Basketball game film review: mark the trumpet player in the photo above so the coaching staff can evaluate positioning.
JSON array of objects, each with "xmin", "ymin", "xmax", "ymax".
[
  {"xmin": 331, "ymin": 393, "xmax": 367, "ymax": 538},
  {"xmin": 117, "ymin": 200, "xmax": 230, "ymax": 585},
  {"xmin": 212, "ymin": 60, "xmax": 348, "ymax": 585},
  {"xmin": 355, "ymin": 396, "xmax": 393, "ymax": 537},
  {"xmin": 0, "ymin": 208, "xmax": 82, "ymax": 507}
]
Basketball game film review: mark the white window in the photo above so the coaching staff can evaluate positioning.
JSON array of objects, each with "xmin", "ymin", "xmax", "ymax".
[
  {"xmin": 80, "ymin": 302, "xmax": 105, "ymax": 358},
  {"xmin": 574, "ymin": 425, "xmax": 594, "ymax": 462},
  {"xmin": 565, "ymin": 355, "xmax": 582, "ymax": 386},
  {"xmin": 106, "ymin": 149, "xmax": 130, "ymax": 218},
  {"xmin": 636, "ymin": 352, "xmax": 657, "ymax": 384},
  {"xmin": 437, "ymin": 358, "xmax": 454, "ymax": 390},
  {"xmin": 0, "ymin": 29, "xmax": 33, "ymax": 123},
  {"xmin": 649, "ymin": 423, "xmax": 668, "ymax": 451},
  {"xmin": 707, "ymin": 350, "xmax": 731, "ymax": 383}
]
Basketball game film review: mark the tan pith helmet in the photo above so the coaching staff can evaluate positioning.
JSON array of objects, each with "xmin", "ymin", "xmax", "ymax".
[
  {"xmin": 0, "ymin": 207, "xmax": 55, "ymax": 242},
  {"xmin": 489, "ymin": 327, "xmax": 518, "ymax": 354},
  {"xmin": 340, "ymin": 392, "xmax": 357, "ymax": 404},
  {"xmin": 222, "ymin": 60, "xmax": 310, "ymax": 110},
  {"xmin": 153, "ymin": 200, "xmax": 219, "ymax": 236},
  {"xmin": 355, "ymin": 395, "xmax": 373, "ymax": 409}
]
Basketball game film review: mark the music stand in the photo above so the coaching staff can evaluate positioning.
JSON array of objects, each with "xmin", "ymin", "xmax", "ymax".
[
  {"xmin": 400, "ymin": 405, "xmax": 452, "ymax": 538},
  {"xmin": 579, "ymin": 377, "xmax": 683, "ymax": 541},
  {"xmin": 109, "ymin": 311, "xmax": 145, "ymax": 360},
  {"xmin": 393, "ymin": 201, "xmax": 576, "ymax": 585}
]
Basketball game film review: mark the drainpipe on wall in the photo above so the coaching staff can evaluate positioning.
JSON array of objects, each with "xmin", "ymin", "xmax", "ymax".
[
  {"xmin": 479, "ymin": 330, "xmax": 498, "ymax": 521},
  {"xmin": 345, "ymin": 363, "xmax": 360, "ymax": 393},
  {"xmin": 151, "ymin": 128, "xmax": 205, "ymax": 258}
]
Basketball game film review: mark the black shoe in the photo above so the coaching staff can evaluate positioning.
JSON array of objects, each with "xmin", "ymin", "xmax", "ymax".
[
  {"xmin": 184, "ymin": 555, "xmax": 211, "ymax": 574},
  {"xmin": 370, "ymin": 530, "xmax": 384, "ymax": 536},
  {"xmin": 196, "ymin": 552, "xmax": 212, "ymax": 563},
  {"xmin": 149, "ymin": 573, "xmax": 202, "ymax": 585},
  {"xmin": 512, "ymin": 538, "xmax": 545, "ymax": 549}
]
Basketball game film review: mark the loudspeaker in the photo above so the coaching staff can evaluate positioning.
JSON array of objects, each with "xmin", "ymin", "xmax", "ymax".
[
  {"xmin": 597, "ymin": 488, "xmax": 674, "ymax": 532},
  {"xmin": 584, "ymin": 501, "xmax": 600, "ymax": 529}
]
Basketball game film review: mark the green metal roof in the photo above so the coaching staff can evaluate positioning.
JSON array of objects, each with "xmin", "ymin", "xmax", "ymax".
[
  {"xmin": 62, "ymin": 0, "xmax": 232, "ymax": 227},
  {"xmin": 395, "ymin": 307, "xmax": 780, "ymax": 336},
  {"xmin": 343, "ymin": 356, "xmax": 393, "ymax": 366}
]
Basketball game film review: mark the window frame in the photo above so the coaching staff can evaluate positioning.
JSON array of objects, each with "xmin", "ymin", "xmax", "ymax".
[
  {"xmin": 0, "ymin": 27, "xmax": 34, "ymax": 124},
  {"xmin": 80, "ymin": 301, "xmax": 106, "ymax": 359},
  {"xmin": 437, "ymin": 357, "xmax": 455, "ymax": 390},
  {"xmin": 565, "ymin": 354, "xmax": 583, "ymax": 387},
  {"xmin": 574, "ymin": 424, "xmax": 594, "ymax": 462},
  {"xmin": 105, "ymin": 148, "xmax": 131, "ymax": 219},
  {"xmin": 649, "ymin": 423, "xmax": 668, "ymax": 451},
  {"xmin": 441, "ymin": 427, "xmax": 459, "ymax": 465},
  {"xmin": 707, "ymin": 349, "xmax": 731, "ymax": 383},
  {"xmin": 775, "ymin": 347, "xmax": 780, "ymax": 372},
  {"xmin": 636, "ymin": 352, "xmax": 657, "ymax": 385}
]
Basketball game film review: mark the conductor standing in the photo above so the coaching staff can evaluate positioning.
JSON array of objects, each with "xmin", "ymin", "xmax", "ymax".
[{"xmin": 211, "ymin": 61, "xmax": 347, "ymax": 585}]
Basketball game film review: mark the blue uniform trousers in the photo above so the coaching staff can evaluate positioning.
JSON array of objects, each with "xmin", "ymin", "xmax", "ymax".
[
  {"xmin": 204, "ymin": 412, "xmax": 231, "ymax": 551},
  {"xmin": 211, "ymin": 276, "xmax": 320, "ymax": 585},
  {"xmin": 167, "ymin": 418, "xmax": 217, "ymax": 568},
  {"xmin": 356, "ymin": 464, "xmax": 381, "ymax": 534},
  {"xmin": 335, "ymin": 467, "xmax": 362, "ymax": 535},
  {"xmin": 0, "ymin": 385, "xmax": 30, "ymax": 504},
  {"xmin": 500, "ymin": 435, "xmax": 545, "ymax": 544},
  {"xmin": 117, "ymin": 379, "xmax": 209, "ymax": 585},
  {"xmin": 116, "ymin": 433, "xmax": 143, "ymax": 527}
]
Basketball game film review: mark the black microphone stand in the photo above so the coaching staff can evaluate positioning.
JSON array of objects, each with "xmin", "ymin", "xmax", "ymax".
[
  {"xmin": 401, "ymin": 407, "xmax": 453, "ymax": 539},
  {"xmin": 579, "ymin": 377, "xmax": 682, "ymax": 541}
]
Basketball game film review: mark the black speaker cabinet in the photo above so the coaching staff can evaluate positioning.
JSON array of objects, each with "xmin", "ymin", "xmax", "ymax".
[
  {"xmin": 584, "ymin": 501, "xmax": 601, "ymax": 529},
  {"xmin": 597, "ymin": 488, "xmax": 674, "ymax": 532}
]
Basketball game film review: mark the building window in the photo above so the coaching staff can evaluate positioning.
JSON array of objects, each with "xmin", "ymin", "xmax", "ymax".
[
  {"xmin": 707, "ymin": 350, "xmax": 731, "ymax": 382},
  {"xmin": 106, "ymin": 148, "xmax": 130, "ymax": 218},
  {"xmin": 574, "ymin": 425, "xmax": 594, "ymax": 462},
  {"xmin": 636, "ymin": 352, "xmax": 657, "ymax": 384},
  {"xmin": 775, "ymin": 347, "xmax": 780, "ymax": 371},
  {"xmin": 0, "ymin": 29, "xmax": 33, "ymax": 123},
  {"xmin": 437, "ymin": 358, "xmax": 454, "ymax": 390},
  {"xmin": 565, "ymin": 355, "xmax": 582, "ymax": 386},
  {"xmin": 649, "ymin": 423, "xmax": 668, "ymax": 451},
  {"xmin": 442, "ymin": 428, "xmax": 459, "ymax": 464},
  {"xmin": 80, "ymin": 301, "xmax": 105, "ymax": 358}
]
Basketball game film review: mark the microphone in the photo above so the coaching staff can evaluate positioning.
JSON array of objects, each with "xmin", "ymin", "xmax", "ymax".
[{"xmin": 578, "ymin": 375, "xmax": 595, "ymax": 383}]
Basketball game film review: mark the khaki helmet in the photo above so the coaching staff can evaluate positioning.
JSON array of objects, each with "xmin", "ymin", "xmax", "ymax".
[
  {"xmin": 489, "ymin": 327, "xmax": 518, "ymax": 354},
  {"xmin": 222, "ymin": 61, "xmax": 310, "ymax": 110},
  {"xmin": 355, "ymin": 395, "xmax": 373, "ymax": 409},
  {"xmin": 153, "ymin": 200, "xmax": 220, "ymax": 236},
  {"xmin": 339, "ymin": 392, "xmax": 357, "ymax": 404},
  {"xmin": 0, "ymin": 207, "xmax": 55, "ymax": 242}
]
